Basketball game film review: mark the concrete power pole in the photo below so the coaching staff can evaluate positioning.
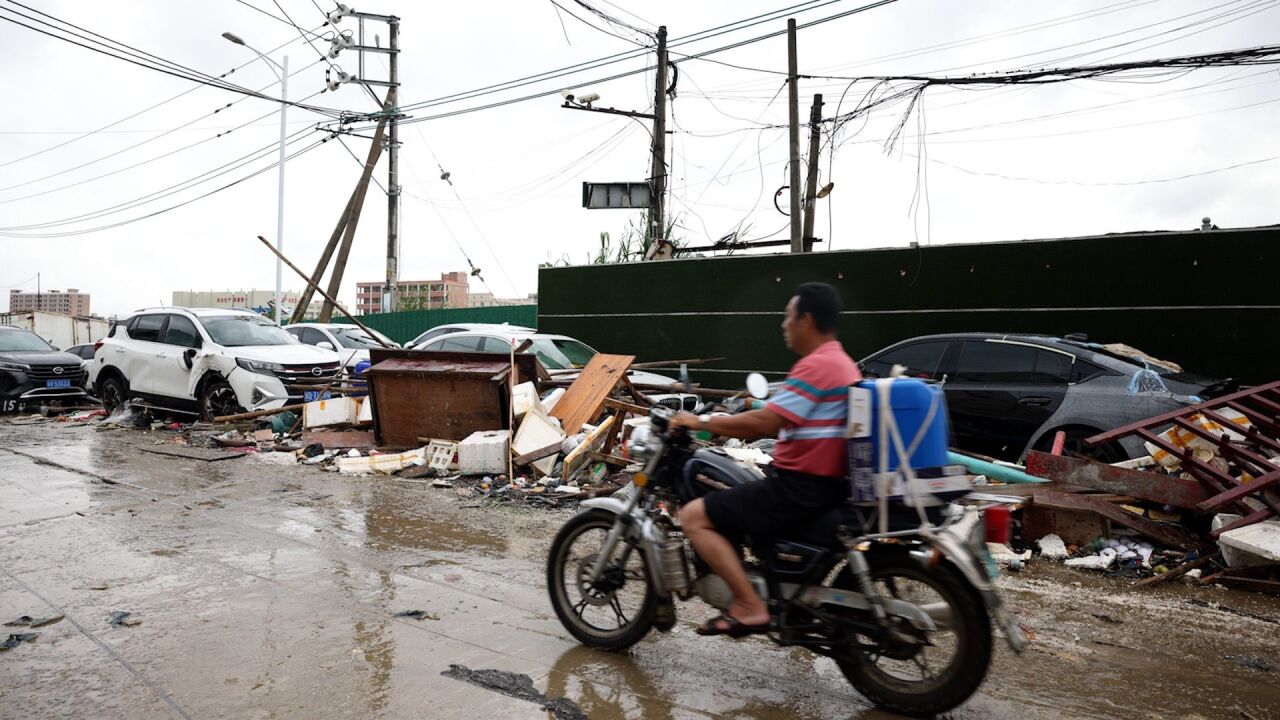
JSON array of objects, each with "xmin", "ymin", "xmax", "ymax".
[
  {"xmin": 802, "ymin": 93, "xmax": 824, "ymax": 249},
  {"xmin": 649, "ymin": 26, "xmax": 669, "ymax": 254},
  {"xmin": 384, "ymin": 16, "xmax": 401, "ymax": 313},
  {"xmin": 787, "ymin": 19, "xmax": 802, "ymax": 253}
]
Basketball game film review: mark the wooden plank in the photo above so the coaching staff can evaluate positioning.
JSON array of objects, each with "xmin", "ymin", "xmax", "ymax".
[
  {"xmin": 604, "ymin": 397, "xmax": 649, "ymax": 416},
  {"xmin": 550, "ymin": 354, "xmax": 634, "ymax": 434},
  {"xmin": 301, "ymin": 430, "xmax": 376, "ymax": 450},
  {"xmin": 1025, "ymin": 451, "xmax": 1210, "ymax": 508},
  {"xmin": 587, "ymin": 450, "xmax": 631, "ymax": 467},
  {"xmin": 214, "ymin": 404, "xmax": 303, "ymax": 423},
  {"xmin": 1031, "ymin": 490, "xmax": 1204, "ymax": 549},
  {"xmin": 138, "ymin": 446, "xmax": 246, "ymax": 462},
  {"xmin": 512, "ymin": 441, "xmax": 562, "ymax": 467},
  {"xmin": 1216, "ymin": 576, "xmax": 1280, "ymax": 595},
  {"xmin": 563, "ymin": 416, "xmax": 615, "ymax": 478}
]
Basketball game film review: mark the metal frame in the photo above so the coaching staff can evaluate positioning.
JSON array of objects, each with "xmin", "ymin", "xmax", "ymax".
[{"xmin": 1087, "ymin": 380, "xmax": 1280, "ymax": 536}]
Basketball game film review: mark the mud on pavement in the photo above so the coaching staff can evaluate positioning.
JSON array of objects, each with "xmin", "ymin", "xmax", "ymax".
[{"xmin": 1, "ymin": 421, "xmax": 1278, "ymax": 719}]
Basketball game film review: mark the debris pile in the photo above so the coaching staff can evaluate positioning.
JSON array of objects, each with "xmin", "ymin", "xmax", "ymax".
[{"xmin": 1018, "ymin": 380, "xmax": 1280, "ymax": 594}]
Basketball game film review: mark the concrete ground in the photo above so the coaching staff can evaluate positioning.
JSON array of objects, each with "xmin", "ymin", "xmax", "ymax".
[{"xmin": 1, "ymin": 420, "xmax": 1278, "ymax": 719}]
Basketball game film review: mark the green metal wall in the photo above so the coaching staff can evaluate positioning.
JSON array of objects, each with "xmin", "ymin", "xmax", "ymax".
[
  {"xmin": 335, "ymin": 305, "xmax": 538, "ymax": 345},
  {"xmin": 538, "ymin": 227, "xmax": 1278, "ymax": 387}
]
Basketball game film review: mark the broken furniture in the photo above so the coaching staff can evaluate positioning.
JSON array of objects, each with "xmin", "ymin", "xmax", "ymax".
[{"xmin": 365, "ymin": 349, "xmax": 545, "ymax": 449}]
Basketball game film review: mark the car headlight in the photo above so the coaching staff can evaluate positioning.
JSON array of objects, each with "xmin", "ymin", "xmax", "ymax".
[
  {"xmin": 236, "ymin": 358, "xmax": 284, "ymax": 375},
  {"xmin": 0, "ymin": 361, "xmax": 31, "ymax": 372}
]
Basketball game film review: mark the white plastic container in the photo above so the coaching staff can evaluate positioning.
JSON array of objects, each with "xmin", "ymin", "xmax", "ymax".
[
  {"xmin": 512, "ymin": 382, "xmax": 544, "ymax": 420},
  {"xmin": 457, "ymin": 430, "xmax": 510, "ymax": 475},
  {"xmin": 541, "ymin": 388, "xmax": 566, "ymax": 413},
  {"xmin": 513, "ymin": 409, "xmax": 565, "ymax": 476},
  {"xmin": 304, "ymin": 396, "xmax": 361, "ymax": 428}
]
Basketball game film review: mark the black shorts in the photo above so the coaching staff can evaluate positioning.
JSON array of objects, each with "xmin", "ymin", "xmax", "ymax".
[{"xmin": 702, "ymin": 467, "xmax": 850, "ymax": 543}]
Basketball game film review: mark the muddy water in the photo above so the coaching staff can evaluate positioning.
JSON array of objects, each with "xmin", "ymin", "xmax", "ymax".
[{"xmin": 1, "ymin": 422, "xmax": 1277, "ymax": 719}]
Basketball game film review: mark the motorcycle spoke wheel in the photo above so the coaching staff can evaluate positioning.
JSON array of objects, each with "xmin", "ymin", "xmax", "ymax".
[
  {"xmin": 547, "ymin": 511, "xmax": 657, "ymax": 650},
  {"xmin": 857, "ymin": 573, "xmax": 957, "ymax": 686}
]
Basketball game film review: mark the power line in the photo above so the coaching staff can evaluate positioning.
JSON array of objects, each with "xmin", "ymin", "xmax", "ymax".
[
  {"xmin": 0, "ymin": 63, "xmax": 327, "ymax": 198},
  {"xmin": 0, "ymin": 127, "xmax": 323, "ymax": 232},
  {"xmin": 0, "ymin": 136, "xmax": 333, "ymax": 239},
  {"xmin": 393, "ymin": 0, "xmax": 882, "ymax": 115},
  {"xmin": 0, "ymin": 3, "xmax": 344, "ymax": 116},
  {"xmin": 923, "ymin": 152, "xmax": 1280, "ymax": 186},
  {"xmin": 0, "ymin": 32, "xmax": 311, "ymax": 169}
]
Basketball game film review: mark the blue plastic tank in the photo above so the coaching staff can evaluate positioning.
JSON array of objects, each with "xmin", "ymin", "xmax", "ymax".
[{"xmin": 859, "ymin": 378, "xmax": 950, "ymax": 471}]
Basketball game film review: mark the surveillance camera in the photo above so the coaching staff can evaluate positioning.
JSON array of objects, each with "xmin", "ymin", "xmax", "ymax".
[
  {"xmin": 578, "ymin": 92, "xmax": 600, "ymax": 105},
  {"xmin": 560, "ymin": 89, "xmax": 575, "ymax": 103}
]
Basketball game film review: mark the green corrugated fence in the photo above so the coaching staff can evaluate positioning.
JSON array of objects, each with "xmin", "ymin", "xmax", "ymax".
[{"xmin": 334, "ymin": 305, "xmax": 538, "ymax": 345}]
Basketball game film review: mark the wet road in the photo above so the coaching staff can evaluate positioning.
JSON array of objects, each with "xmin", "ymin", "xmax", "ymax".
[{"xmin": 2, "ymin": 422, "xmax": 1278, "ymax": 719}]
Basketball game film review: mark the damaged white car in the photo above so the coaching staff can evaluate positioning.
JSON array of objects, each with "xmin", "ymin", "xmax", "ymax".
[{"xmin": 90, "ymin": 308, "xmax": 342, "ymax": 420}]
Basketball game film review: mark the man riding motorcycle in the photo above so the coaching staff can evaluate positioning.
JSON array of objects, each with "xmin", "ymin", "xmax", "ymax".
[{"xmin": 670, "ymin": 282, "xmax": 861, "ymax": 637}]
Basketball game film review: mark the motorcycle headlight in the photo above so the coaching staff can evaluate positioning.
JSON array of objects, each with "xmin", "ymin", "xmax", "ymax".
[
  {"xmin": 236, "ymin": 358, "xmax": 285, "ymax": 375},
  {"xmin": 627, "ymin": 425, "xmax": 656, "ymax": 461},
  {"xmin": 0, "ymin": 361, "xmax": 31, "ymax": 372}
]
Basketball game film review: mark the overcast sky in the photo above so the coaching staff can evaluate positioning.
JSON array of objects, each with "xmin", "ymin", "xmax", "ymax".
[{"xmin": 2, "ymin": 0, "xmax": 1277, "ymax": 318}]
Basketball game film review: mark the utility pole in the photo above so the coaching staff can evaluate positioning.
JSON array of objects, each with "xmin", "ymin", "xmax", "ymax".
[
  {"xmin": 787, "ymin": 19, "xmax": 802, "ymax": 253},
  {"xmin": 802, "ymin": 93, "xmax": 824, "ymax": 250},
  {"xmin": 649, "ymin": 26, "xmax": 669, "ymax": 255},
  {"xmin": 384, "ymin": 16, "xmax": 401, "ymax": 313}
]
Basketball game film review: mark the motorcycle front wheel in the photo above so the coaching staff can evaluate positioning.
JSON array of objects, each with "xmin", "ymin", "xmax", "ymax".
[
  {"xmin": 834, "ymin": 549, "xmax": 993, "ymax": 718},
  {"xmin": 547, "ymin": 509, "xmax": 658, "ymax": 651}
]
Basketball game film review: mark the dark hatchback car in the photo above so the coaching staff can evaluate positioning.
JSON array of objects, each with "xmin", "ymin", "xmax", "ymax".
[
  {"xmin": 860, "ymin": 333, "xmax": 1234, "ymax": 462},
  {"xmin": 0, "ymin": 327, "xmax": 90, "ymax": 411}
]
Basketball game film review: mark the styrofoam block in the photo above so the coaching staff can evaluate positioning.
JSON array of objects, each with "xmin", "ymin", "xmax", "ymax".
[
  {"xmin": 457, "ymin": 430, "xmax": 510, "ymax": 475},
  {"xmin": 304, "ymin": 396, "xmax": 360, "ymax": 428},
  {"xmin": 513, "ymin": 409, "xmax": 565, "ymax": 476}
]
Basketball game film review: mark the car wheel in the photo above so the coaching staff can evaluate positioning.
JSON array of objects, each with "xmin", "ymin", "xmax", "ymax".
[
  {"xmin": 99, "ymin": 376, "xmax": 128, "ymax": 413},
  {"xmin": 1037, "ymin": 428, "xmax": 1125, "ymax": 463},
  {"xmin": 200, "ymin": 378, "xmax": 244, "ymax": 421}
]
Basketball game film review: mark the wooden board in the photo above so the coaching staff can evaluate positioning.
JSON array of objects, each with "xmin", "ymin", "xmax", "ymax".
[
  {"xmin": 550, "ymin": 354, "xmax": 634, "ymax": 434},
  {"xmin": 563, "ymin": 416, "xmax": 615, "ymax": 478},
  {"xmin": 301, "ymin": 430, "xmax": 376, "ymax": 450},
  {"xmin": 139, "ymin": 446, "xmax": 246, "ymax": 462},
  {"xmin": 1026, "ymin": 451, "xmax": 1209, "ymax": 509},
  {"xmin": 1031, "ymin": 490, "xmax": 1204, "ymax": 550}
]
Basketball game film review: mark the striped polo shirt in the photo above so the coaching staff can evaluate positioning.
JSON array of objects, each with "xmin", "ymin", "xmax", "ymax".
[{"xmin": 766, "ymin": 340, "xmax": 862, "ymax": 479}]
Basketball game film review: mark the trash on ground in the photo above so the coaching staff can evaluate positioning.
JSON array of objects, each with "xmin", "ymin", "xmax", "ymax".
[
  {"xmin": 0, "ymin": 632, "xmax": 39, "ymax": 651},
  {"xmin": 4, "ymin": 614, "xmax": 63, "ymax": 628},
  {"xmin": 107, "ymin": 611, "xmax": 141, "ymax": 628}
]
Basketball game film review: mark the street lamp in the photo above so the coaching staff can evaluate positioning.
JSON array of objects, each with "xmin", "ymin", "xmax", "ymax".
[{"xmin": 223, "ymin": 32, "xmax": 289, "ymax": 325}]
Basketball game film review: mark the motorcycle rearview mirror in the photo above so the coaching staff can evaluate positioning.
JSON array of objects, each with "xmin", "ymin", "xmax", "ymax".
[
  {"xmin": 746, "ymin": 372, "xmax": 769, "ymax": 400},
  {"xmin": 182, "ymin": 348, "xmax": 196, "ymax": 370}
]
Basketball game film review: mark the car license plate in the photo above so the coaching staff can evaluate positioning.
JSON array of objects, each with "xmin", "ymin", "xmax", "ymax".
[
  {"xmin": 303, "ymin": 390, "xmax": 332, "ymax": 402},
  {"xmin": 46, "ymin": 379, "xmax": 72, "ymax": 389}
]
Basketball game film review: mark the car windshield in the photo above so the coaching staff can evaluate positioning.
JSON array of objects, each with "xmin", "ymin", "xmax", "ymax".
[
  {"xmin": 332, "ymin": 328, "xmax": 382, "ymax": 349},
  {"xmin": 529, "ymin": 338, "xmax": 596, "ymax": 370},
  {"xmin": 0, "ymin": 331, "xmax": 54, "ymax": 352},
  {"xmin": 201, "ymin": 315, "xmax": 297, "ymax": 347}
]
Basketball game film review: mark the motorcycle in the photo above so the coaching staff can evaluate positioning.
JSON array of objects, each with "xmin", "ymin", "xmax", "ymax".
[{"xmin": 546, "ymin": 375, "xmax": 1028, "ymax": 718}]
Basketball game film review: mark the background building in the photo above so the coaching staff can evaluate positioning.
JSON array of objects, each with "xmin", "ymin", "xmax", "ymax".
[
  {"xmin": 170, "ymin": 289, "xmax": 318, "ymax": 317},
  {"xmin": 9, "ymin": 288, "xmax": 90, "ymax": 316},
  {"xmin": 356, "ymin": 272, "xmax": 469, "ymax": 314},
  {"xmin": 468, "ymin": 292, "xmax": 539, "ymax": 308}
]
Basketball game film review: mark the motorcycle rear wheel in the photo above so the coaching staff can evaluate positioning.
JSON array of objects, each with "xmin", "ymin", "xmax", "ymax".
[
  {"xmin": 834, "ymin": 549, "xmax": 993, "ymax": 718},
  {"xmin": 547, "ymin": 509, "xmax": 658, "ymax": 651}
]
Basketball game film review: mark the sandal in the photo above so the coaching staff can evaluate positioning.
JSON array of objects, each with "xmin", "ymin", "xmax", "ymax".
[{"xmin": 695, "ymin": 614, "xmax": 770, "ymax": 638}]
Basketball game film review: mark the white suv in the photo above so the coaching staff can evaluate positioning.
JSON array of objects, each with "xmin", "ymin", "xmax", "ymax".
[{"xmin": 91, "ymin": 308, "xmax": 342, "ymax": 420}]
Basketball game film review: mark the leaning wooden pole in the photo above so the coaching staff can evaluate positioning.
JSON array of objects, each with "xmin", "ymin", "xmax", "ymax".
[{"xmin": 255, "ymin": 235, "xmax": 390, "ymax": 347}]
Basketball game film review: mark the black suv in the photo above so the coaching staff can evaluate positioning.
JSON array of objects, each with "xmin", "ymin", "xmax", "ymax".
[
  {"xmin": 0, "ymin": 327, "xmax": 90, "ymax": 412},
  {"xmin": 860, "ymin": 333, "xmax": 1234, "ymax": 462}
]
